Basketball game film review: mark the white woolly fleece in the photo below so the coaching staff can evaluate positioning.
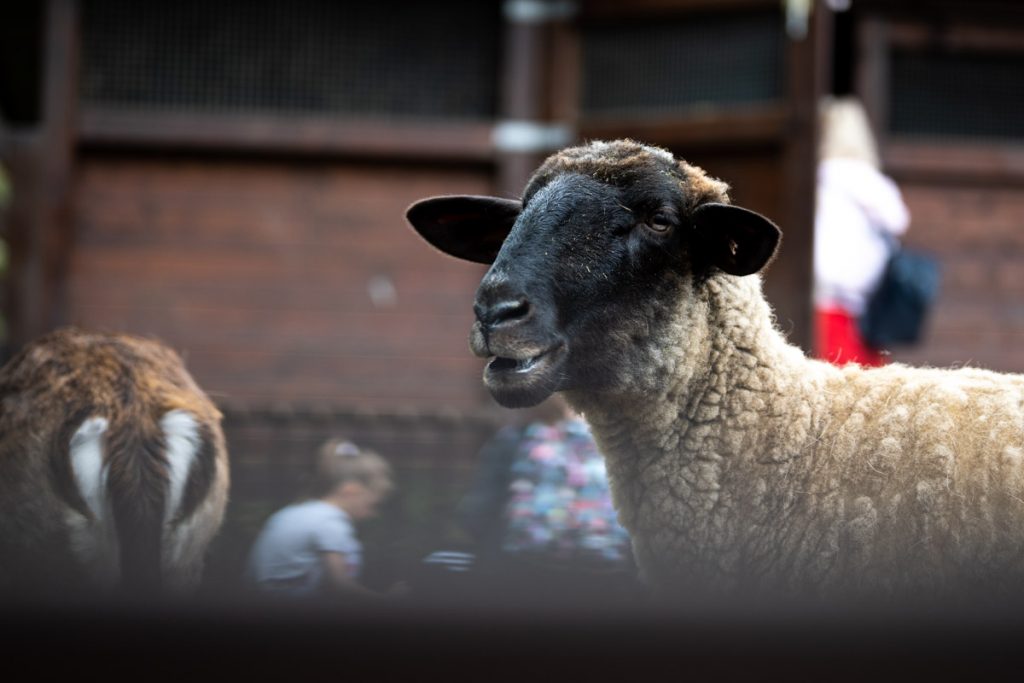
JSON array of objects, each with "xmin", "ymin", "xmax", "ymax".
[{"xmin": 567, "ymin": 272, "xmax": 1024, "ymax": 599}]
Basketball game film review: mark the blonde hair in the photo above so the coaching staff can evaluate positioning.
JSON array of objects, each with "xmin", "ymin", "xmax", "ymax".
[
  {"xmin": 819, "ymin": 96, "xmax": 880, "ymax": 168},
  {"xmin": 312, "ymin": 438, "xmax": 393, "ymax": 497}
]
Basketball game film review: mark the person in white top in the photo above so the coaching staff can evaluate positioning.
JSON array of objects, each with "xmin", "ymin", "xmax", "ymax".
[
  {"xmin": 814, "ymin": 97, "xmax": 911, "ymax": 366},
  {"xmin": 247, "ymin": 438, "xmax": 394, "ymax": 598}
]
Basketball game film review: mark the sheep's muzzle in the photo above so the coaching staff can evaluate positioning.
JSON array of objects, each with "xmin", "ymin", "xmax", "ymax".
[{"xmin": 468, "ymin": 316, "xmax": 567, "ymax": 409}]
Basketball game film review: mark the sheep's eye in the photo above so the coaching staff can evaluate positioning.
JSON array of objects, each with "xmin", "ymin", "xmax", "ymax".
[{"xmin": 647, "ymin": 214, "xmax": 674, "ymax": 233}]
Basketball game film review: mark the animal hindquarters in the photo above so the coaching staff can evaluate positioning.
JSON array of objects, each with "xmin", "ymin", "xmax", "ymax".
[
  {"xmin": 0, "ymin": 328, "xmax": 230, "ymax": 597},
  {"xmin": 56, "ymin": 408, "xmax": 227, "ymax": 594}
]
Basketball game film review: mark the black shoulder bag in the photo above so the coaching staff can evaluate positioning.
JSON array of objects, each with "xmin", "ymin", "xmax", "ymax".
[{"xmin": 859, "ymin": 232, "xmax": 941, "ymax": 350}]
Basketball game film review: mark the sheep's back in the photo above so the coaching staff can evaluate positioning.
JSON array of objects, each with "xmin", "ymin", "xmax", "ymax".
[{"xmin": 806, "ymin": 363, "xmax": 1024, "ymax": 593}]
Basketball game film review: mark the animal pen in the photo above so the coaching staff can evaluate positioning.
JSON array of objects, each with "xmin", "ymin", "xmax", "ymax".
[{"xmin": 3, "ymin": 0, "xmax": 1024, "ymax": 675}]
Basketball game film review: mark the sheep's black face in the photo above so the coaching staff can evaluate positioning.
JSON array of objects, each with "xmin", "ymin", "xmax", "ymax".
[
  {"xmin": 468, "ymin": 172, "xmax": 694, "ymax": 407},
  {"xmin": 406, "ymin": 140, "xmax": 780, "ymax": 408}
]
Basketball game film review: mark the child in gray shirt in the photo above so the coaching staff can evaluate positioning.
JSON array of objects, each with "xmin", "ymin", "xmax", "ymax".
[{"xmin": 247, "ymin": 439, "xmax": 393, "ymax": 597}]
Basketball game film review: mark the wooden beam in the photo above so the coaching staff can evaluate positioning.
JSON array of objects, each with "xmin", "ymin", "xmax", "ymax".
[
  {"xmin": 852, "ymin": 0, "xmax": 1024, "ymax": 24},
  {"xmin": 581, "ymin": 0, "xmax": 778, "ymax": 20},
  {"xmin": 580, "ymin": 105, "xmax": 789, "ymax": 149},
  {"xmin": 494, "ymin": 2, "xmax": 568, "ymax": 199},
  {"xmin": 3, "ymin": 0, "xmax": 79, "ymax": 352},
  {"xmin": 39, "ymin": 0, "xmax": 79, "ymax": 336},
  {"xmin": 886, "ymin": 20, "xmax": 1024, "ymax": 53},
  {"xmin": 884, "ymin": 140, "xmax": 1024, "ymax": 186},
  {"xmin": 78, "ymin": 109, "xmax": 497, "ymax": 164}
]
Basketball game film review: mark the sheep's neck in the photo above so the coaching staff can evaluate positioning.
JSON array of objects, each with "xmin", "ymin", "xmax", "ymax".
[
  {"xmin": 567, "ymin": 275, "xmax": 830, "ymax": 586},
  {"xmin": 572, "ymin": 274, "xmax": 817, "ymax": 447}
]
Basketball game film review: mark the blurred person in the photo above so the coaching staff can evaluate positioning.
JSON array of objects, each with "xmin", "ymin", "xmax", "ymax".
[
  {"xmin": 814, "ymin": 96, "xmax": 911, "ymax": 366},
  {"xmin": 246, "ymin": 438, "xmax": 395, "ymax": 600},
  {"xmin": 447, "ymin": 397, "xmax": 635, "ymax": 600}
]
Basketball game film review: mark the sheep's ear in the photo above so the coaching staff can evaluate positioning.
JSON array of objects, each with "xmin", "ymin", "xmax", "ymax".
[
  {"xmin": 405, "ymin": 195, "xmax": 522, "ymax": 265},
  {"xmin": 692, "ymin": 203, "xmax": 781, "ymax": 276}
]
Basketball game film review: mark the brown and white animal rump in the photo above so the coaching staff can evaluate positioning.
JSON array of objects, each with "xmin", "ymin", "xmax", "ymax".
[{"xmin": 0, "ymin": 328, "xmax": 229, "ymax": 596}]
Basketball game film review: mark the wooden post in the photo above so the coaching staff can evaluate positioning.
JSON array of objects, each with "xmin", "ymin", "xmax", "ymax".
[
  {"xmin": 775, "ymin": 0, "xmax": 833, "ymax": 353},
  {"xmin": 2, "ymin": 0, "xmax": 79, "ymax": 354},
  {"xmin": 494, "ymin": 0, "xmax": 576, "ymax": 199}
]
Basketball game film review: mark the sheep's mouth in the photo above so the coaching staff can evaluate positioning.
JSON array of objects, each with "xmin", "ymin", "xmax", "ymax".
[
  {"xmin": 488, "ymin": 353, "xmax": 546, "ymax": 374},
  {"xmin": 483, "ymin": 343, "xmax": 567, "ymax": 408}
]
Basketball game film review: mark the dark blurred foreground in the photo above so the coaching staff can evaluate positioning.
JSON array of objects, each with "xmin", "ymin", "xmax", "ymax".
[{"xmin": 5, "ymin": 569, "xmax": 1024, "ymax": 682}]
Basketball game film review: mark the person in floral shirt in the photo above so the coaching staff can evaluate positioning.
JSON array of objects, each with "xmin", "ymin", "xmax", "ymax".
[
  {"xmin": 457, "ymin": 398, "xmax": 633, "ymax": 576},
  {"xmin": 501, "ymin": 417, "xmax": 631, "ymax": 568}
]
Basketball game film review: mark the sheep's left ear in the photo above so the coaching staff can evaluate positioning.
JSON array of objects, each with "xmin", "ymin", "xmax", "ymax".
[
  {"xmin": 406, "ymin": 195, "xmax": 522, "ymax": 265},
  {"xmin": 692, "ymin": 203, "xmax": 781, "ymax": 276}
]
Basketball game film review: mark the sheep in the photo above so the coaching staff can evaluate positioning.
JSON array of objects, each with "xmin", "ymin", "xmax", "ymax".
[
  {"xmin": 0, "ymin": 327, "xmax": 229, "ymax": 597},
  {"xmin": 406, "ymin": 139, "xmax": 1024, "ymax": 602}
]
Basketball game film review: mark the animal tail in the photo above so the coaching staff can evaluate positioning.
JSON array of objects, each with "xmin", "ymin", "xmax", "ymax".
[
  {"xmin": 55, "ymin": 405, "xmax": 219, "ymax": 594},
  {"xmin": 108, "ymin": 406, "xmax": 220, "ymax": 594},
  {"xmin": 104, "ymin": 413, "xmax": 169, "ymax": 594},
  {"xmin": 53, "ymin": 406, "xmax": 167, "ymax": 594}
]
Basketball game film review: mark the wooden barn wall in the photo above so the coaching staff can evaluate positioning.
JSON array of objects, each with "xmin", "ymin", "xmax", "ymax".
[
  {"xmin": 66, "ymin": 154, "xmax": 493, "ymax": 412},
  {"xmin": 853, "ymin": 2, "xmax": 1024, "ymax": 372},
  {"xmin": 887, "ymin": 181, "xmax": 1024, "ymax": 371},
  {"xmin": 3, "ymin": 0, "xmax": 825, "ymax": 589},
  {"xmin": 65, "ymin": 154, "xmax": 507, "ymax": 588},
  {"xmin": 574, "ymin": 0, "xmax": 826, "ymax": 351}
]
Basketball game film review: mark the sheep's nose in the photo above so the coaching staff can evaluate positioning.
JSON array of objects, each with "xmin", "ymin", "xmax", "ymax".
[
  {"xmin": 475, "ymin": 271, "xmax": 535, "ymax": 328},
  {"xmin": 474, "ymin": 298, "xmax": 531, "ymax": 327}
]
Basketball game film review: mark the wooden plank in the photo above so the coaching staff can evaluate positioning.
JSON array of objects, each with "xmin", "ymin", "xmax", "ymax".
[
  {"xmin": 886, "ymin": 20, "xmax": 1024, "ymax": 53},
  {"xmin": 581, "ymin": 0, "xmax": 778, "ymax": 20},
  {"xmin": 65, "ymin": 155, "xmax": 496, "ymax": 412},
  {"xmin": 70, "ymin": 203, "xmax": 476, "ymax": 253},
  {"xmin": 856, "ymin": 0, "xmax": 1024, "ymax": 29},
  {"xmin": 902, "ymin": 184, "xmax": 1024, "ymax": 248},
  {"xmin": 71, "ymin": 212, "xmax": 484, "ymax": 254},
  {"xmin": 71, "ymin": 155, "xmax": 496, "ymax": 246},
  {"xmin": 68, "ymin": 303, "xmax": 478, "ymax": 359},
  {"xmin": 67, "ymin": 277, "xmax": 479, "ymax": 318},
  {"xmin": 53, "ymin": 310, "xmax": 490, "ymax": 408},
  {"xmin": 580, "ymin": 105, "xmax": 789, "ymax": 149},
  {"xmin": 885, "ymin": 141, "xmax": 1024, "ymax": 186},
  {"xmin": 170, "ymin": 353, "xmax": 487, "ymax": 408},
  {"xmin": 933, "ymin": 259, "xmax": 1024, "ymax": 301},
  {"xmin": 69, "ymin": 245, "xmax": 485, "ymax": 290},
  {"xmin": 78, "ymin": 108, "xmax": 498, "ymax": 163}
]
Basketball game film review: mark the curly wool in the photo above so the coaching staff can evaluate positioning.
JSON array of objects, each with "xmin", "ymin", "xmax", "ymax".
[
  {"xmin": 567, "ymin": 258, "xmax": 1024, "ymax": 599},
  {"xmin": 407, "ymin": 137, "xmax": 1024, "ymax": 601}
]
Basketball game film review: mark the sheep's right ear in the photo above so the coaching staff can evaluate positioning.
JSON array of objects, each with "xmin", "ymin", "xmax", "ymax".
[
  {"xmin": 405, "ymin": 195, "xmax": 522, "ymax": 265},
  {"xmin": 692, "ymin": 203, "xmax": 781, "ymax": 276}
]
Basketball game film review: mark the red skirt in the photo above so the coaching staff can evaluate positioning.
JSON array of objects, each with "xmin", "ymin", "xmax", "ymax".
[{"xmin": 814, "ymin": 307, "xmax": 886, "ymax": 367}]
